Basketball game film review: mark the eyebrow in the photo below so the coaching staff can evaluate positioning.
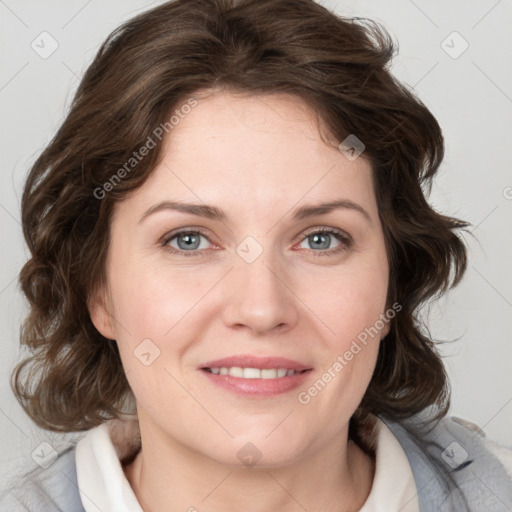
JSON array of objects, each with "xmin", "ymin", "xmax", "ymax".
[{"xmin": 138, "ymin": 199, "xmax": 372, "ymax": 224}]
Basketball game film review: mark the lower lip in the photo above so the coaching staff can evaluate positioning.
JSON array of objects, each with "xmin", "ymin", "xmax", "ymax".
[{"xmin": 200, "ymin": 369, "xmax": 312, "ymax": 397}]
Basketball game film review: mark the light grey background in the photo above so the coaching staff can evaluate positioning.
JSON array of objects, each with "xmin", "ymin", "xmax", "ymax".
[{"xmin": 1, "ymin": 0, "xmax": 511, "ymax": 481}]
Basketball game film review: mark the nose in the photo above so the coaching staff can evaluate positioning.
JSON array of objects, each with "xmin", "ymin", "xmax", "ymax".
[{"xmin": 221, "ymin": 251, "xmax": 299, "ymax": 336}]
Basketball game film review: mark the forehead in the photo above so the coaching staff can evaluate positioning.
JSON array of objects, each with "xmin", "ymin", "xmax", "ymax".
[{"xmin": 115, "ymin": 91, "xmax": 377, "ymax": 223}]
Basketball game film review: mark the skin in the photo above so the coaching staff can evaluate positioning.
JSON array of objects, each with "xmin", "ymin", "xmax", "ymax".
[{"xmin": 90, "ymin": 90, "xmax": 390, "ymax": 512}]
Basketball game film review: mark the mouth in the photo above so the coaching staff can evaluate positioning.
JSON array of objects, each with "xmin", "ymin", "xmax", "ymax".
[
  {"xmin": 198, "ymin": 356, "xmax": 313, "ymax": 397},
  {"xmin": 203, "ymin": 367, "xmax": 308, "ymax": 378}
]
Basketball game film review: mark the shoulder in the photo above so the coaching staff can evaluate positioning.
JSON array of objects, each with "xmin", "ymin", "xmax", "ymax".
[
  {"xmin": 383, "ymin": 411, "xmax": 512, "ymax": 511},
  {"xmin": 0, "ymin": 445, "xmax": 85, "ymax": 512},
  {"xmin": 448, "ymin": 416, "xmax": 512, "ymax": 479}
]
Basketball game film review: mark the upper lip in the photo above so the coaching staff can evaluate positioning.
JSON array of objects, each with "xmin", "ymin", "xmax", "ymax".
[{"xmin": 199, "ymin": 355, "xmax": 312, "ymax": 371}]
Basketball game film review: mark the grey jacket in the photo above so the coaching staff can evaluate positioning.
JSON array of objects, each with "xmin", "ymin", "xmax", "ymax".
[{"xmin": 1, "ymin": 413, "xmax": 511, "ymax": 511}]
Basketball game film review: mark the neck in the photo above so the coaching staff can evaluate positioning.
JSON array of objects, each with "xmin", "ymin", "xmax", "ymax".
[{"xmin": 123, "ymin": 415, "xmax": 375, "ymax": 512}]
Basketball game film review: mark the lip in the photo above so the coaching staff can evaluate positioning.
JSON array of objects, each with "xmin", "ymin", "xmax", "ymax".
[
  {"xmin": 199, "ymin": 355, "xmax": 312, "ymax": 372},
  {"xmin": 198, "ymin": 355, "xmax": 313, "ymax": 398}
]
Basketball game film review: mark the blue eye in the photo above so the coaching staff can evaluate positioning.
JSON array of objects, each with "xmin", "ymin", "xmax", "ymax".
[
  {"xmin": 297, "ymin": 228, "xmax": 351, "ymax": 257},
  {"xmin": 300, "ymin": 231, "xmax": 341, "ymax": 251},
  {"xmin": 161, "ymin": 227, "xmax": 351, "ymax": 258},
  {"xmin": 164, "ymin": 230, "xmax": 212, "ymax": 255}
]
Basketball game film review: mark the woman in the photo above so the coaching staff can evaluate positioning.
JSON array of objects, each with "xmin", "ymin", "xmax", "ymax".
[{"xmin": 3, "ymin": 0, "xmax": 511, "ymax": 510}]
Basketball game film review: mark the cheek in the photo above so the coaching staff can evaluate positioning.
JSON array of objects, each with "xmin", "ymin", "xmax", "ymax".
[
  {"xmin": 298, "ymin": 264, "xmax": 387, "ymax": 427},
  {"xmin": 107, "ymin": 268, "xmax": 190, "ymax": 410},
  {"xmin": 109, "ymin": 259, "xmax": 204, "ymax": 342},
  {"xmin": 107, "ymin": 259, "xmax": 215, "ymax": 396},
  {"xmin": 306, "ymin": 259, "xmax": 389, "ymax": 346}
]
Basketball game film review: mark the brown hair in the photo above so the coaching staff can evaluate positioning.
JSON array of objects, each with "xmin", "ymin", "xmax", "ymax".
[{"xmin": 13, "ymin": 0, "xmax": 469, "ymax": 433}]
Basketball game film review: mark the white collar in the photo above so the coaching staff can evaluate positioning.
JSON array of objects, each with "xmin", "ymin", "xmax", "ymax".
[
  {"xmin": 360, "ymin": 418, "xmax": 419, "ymax": 511},
  {"xmin": 76, "ymin": 416, "xmax": 419, "ymax": 511}
]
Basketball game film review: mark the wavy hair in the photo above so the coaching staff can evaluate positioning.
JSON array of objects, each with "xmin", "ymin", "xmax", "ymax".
[{"xmin": 13, "ymin": 0, "xmax": 469, "ymax": 433}]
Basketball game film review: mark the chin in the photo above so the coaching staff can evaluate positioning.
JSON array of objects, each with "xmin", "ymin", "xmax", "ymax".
[{"xmin": 208, "ymin": 433, "xmax": 308, "ymax": 469}]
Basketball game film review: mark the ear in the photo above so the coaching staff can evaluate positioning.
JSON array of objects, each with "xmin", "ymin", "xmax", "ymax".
[
  {"xmin": 88, "ymin": 285, "xmax": 116, "ymax": 340},
  {"xmin": 380, "ymin": 319, "xmax": 391, "ymax": 339}
]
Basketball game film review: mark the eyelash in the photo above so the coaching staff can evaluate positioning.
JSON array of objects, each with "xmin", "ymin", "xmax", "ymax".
[{"xmin": 159, "ymin": 227, "xmax": 352, "ymax": 258}]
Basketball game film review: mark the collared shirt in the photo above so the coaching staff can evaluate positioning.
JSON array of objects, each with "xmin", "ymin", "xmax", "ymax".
[{"xmin": 75, "ymin": 417, "xmax": 420, "ymax": 511}]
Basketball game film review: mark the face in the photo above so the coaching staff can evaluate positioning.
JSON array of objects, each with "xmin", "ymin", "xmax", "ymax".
[{"xmin": 90, "ymin": 90, "xmax": 390, "ymax": 467}]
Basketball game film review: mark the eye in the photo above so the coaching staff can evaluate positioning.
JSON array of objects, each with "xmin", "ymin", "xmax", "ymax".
[
  {"xmin": 160, "ymin": 227, "xmax": 352, "ymax": 258},
  {"xmin": 162, "ymin": 229, "xmax": 215, "ymax": 256},
  {"xmin": 296, "ymin": 228, "xmax": 352, "ymax": 257}
]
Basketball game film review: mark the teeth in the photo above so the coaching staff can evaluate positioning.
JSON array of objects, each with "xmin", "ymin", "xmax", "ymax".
[
  {"xmin": 261, "ymin": 369, "xmax": 278, "ymax": 379},
  {"xmin": 229, "ymin": 367, "xmax": 244, "ymax": 377},
  {"xmin": 243, "ymin": 367, "xmax": 261, "ymax": 379},
  {"xmin": 207, "ymin": 367, "xmax": 301, "ymax": 379}
]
